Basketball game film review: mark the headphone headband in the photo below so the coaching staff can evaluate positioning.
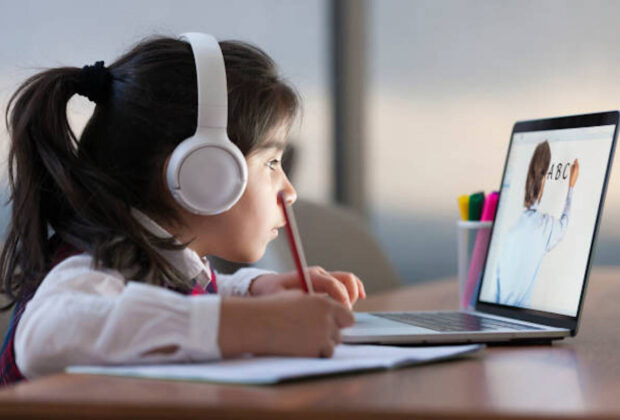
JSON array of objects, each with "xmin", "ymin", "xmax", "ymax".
[
  {"xmin": 166, "ymin": 32, "xmax": 248, "ymax": 215},
  {"xmin": 180, "ymin": 33, "xmax": 228, "ymax": 129}
]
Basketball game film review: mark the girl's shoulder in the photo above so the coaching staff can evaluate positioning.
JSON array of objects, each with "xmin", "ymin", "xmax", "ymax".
[{"xmin": 35, "ymin": 254, "xmax": 127, "ymax": 300}]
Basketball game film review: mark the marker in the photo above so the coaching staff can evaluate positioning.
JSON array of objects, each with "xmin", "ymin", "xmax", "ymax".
[
  {"xmin": 480, "ymin": 192, "xmax": 499, "ymax": 222},
  {"xmin": 468, "ymin": 192, "xmax": 485, "ymax": 221},
  {"xmin": 458, "ymin": 195, "xmax": 470, "ymax": 221},
  {"xmin": 278, "ymin": 191, "xmax": 313, "ymax": 294}
]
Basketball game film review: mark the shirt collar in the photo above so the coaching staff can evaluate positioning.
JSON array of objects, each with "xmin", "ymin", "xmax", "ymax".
[{"xmin": 130, "ymin": 208, "xmax": 212, "ymax": 287}]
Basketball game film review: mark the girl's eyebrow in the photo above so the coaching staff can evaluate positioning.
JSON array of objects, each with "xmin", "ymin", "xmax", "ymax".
[{"xmin": 259, "ymin": 140, "xmax": 287, "ymax": 151}]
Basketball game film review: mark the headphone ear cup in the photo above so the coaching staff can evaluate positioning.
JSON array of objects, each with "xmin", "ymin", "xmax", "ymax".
[
  {"xmin": 167, "ymin": 132, "xmax": 248, "ymax": 215},
  {"xmin": 171, "ymin": 33, "xmax": 247, "ymax": 215}
]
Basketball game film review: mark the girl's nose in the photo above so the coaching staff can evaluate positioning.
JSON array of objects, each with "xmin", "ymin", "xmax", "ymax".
[{"xmin": 283, "ymin": 177, "xmax": 297, "ymax": 205}]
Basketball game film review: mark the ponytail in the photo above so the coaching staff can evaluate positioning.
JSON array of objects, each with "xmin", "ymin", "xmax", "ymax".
[
  {"xmin": 1, "ymin": 63, "xmax": 188, "ymax": 308},
  {"xmin": 1, "ymin": 67, "xmax": 83, "ymax": 303},
  {"xmin": 524, "ymin": 140, "xmax": 551, "ymax": 208}
]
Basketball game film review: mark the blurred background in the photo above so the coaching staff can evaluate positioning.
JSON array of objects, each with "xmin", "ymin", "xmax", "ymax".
[{"xmin": 1, "ymin": 0, "xmax": 619, "ymax": 287}]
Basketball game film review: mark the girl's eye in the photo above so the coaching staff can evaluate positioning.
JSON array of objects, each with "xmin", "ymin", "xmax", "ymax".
[{"xmin": 267, "ymin": 159, "xmax": 281, "ymax": 171}]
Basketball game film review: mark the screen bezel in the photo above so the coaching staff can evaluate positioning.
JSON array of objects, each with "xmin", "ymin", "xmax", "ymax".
[{"xmin": 474, "ymin": 111, "xmax": 619, "ymax": 333}]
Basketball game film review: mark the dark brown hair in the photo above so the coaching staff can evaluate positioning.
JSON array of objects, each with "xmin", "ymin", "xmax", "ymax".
[
  {"xmin": 1, "ymin": 36, "xmax": 299, "ymax": 308},
  {"xmin": 524, "ymin": 140, "xmax": 551, "ymax": 208}
]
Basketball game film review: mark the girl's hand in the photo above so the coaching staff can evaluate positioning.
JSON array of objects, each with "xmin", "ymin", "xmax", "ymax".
[
  {"xmin": 219, "ymin": 292, "xmax": 355, "ymax": 358},
  {"xmin": 569, "ymin": 158, "xmax": 580, "ymax": 188},
  {"xmin": 249, "ymin": 266, "xmax": 367, "ymax": 308}
]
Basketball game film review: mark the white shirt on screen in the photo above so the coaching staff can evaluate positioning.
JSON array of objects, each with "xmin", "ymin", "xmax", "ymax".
[{"xmin": 492, "ymin": 187, "xmax": 574, "ymax": 307}]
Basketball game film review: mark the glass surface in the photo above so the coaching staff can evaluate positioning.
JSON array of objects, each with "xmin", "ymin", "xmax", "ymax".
[{"xmin": 478, "ymin": 125, "xmax": 615, "ymax": 316}]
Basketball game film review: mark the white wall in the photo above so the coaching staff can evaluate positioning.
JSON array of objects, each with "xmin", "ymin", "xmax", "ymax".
[
  {"xmin": 0, "ymin": 0, "xmax": 332, "ymax": 215},
  {"xmin": 368, "ymin": 0, "xmax": 620, "ymax": 282},
  {"xmin": 2, "ymin": 0, "xmax": 618, "ymax": 286}
]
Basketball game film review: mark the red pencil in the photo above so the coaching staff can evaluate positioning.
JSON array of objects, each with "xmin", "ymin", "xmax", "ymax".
[{"xmin": 278, "ymin": 191, "xmax": 313, "ymax": 294}]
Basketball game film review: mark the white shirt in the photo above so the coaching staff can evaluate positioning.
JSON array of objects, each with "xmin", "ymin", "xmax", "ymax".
[
  {"xmin": 14, "ymin": 211, "xmax": 273, "ymax": 378},
  {"xmin": 493, "ymin": 187, "xmax": 574, "ymax": 307}
]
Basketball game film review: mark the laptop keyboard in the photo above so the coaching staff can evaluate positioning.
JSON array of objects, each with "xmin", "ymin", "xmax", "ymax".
[{"xmin": 375, "ymin": 312, "xmax": 542, "ymax": 332}]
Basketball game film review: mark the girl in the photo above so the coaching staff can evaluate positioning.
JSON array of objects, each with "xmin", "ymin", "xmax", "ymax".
[
  {"xmin": 0, "ymin": 34, "xmax": 365, "ymax": 385},
  {"xmin": 493, "ymin": 140, "xmax": 579, "ymax": 306}
]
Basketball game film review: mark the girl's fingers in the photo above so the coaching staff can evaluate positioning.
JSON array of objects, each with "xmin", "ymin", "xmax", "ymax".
[
  {"xmin": 331, "ymin": 323, "xmax": 342, "ymax": 344},
  {"xmin": 309, "ymin": 269, "xmax": 351, "ymax": 308},
  {"xmin": 329, "ymin": 271, "xmax": 359, "ymax": 303},
  {"xmin": 307, "ymin": 267, "xmax": 367, "ymax": 305},
  {"xmin": 319, "ymin": 342, "xmax": 336, "ymax": 358},
  {"xmin": 356, "ymin": 277, "xmax": 367, "ymax": 299},
  {"xmin": 333, "ymin": 302, "xmax": 355, "ymax": 328},
  {"xmin": 331, "ymin": 271, "xmax": 367, "ymax": 302}
]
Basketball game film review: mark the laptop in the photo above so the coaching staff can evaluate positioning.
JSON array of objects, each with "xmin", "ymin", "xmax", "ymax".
[{"xmin": 343, "ymin": 111, "xmax": 619, "ymax": 345}]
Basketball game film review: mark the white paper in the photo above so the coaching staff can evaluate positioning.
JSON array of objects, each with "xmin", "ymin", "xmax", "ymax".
[{"xmin": 66, "ymin": 344, "xmax": 482, "ymax": 385}]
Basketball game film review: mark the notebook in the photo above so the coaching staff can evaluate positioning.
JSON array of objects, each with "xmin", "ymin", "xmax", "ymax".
[{"xmin": 67, "ymin": 343, "xmax": 482, "ymax": 385}]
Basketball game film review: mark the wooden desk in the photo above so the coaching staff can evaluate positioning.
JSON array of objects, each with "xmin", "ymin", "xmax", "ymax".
[{"xmin": 1, "ymin": 267, "xmax": 619, "ymax": 419}]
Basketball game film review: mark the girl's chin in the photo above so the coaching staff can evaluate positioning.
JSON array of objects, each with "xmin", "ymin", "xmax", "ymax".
[
  {"xmin": 215, "ymin": 233, "xmax": 275, "ymax": 264},
  {"xmin": 242, "ymin": 244, "xmax": 270, "ymax": 264},
  {"xmin": 215, "ymin": 249, "xmax": 264, "ymax": 265}
]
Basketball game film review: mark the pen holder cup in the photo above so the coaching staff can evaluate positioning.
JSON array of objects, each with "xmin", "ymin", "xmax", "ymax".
[{"xmin": 457, "ymin": 220, "xmax": 493, "ymax": 310}]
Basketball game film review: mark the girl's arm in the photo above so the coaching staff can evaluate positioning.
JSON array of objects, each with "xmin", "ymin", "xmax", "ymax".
[
  {"xmin": 15, "ymin": 255, "xmax": 222, "ymax": 378},
  {"xmin": 544, "ymin": 187, "xmax": 573, "ymax": 252},
  {"xmin": 15, "ymin": 255, "xmax": 354, "ymax": 378},
  {"xmin": 216, "ymin": 266, "xmax": 366, "ymax": 308},
  {"xmin": 215, "ymin": 267, "xmax": 276, "ymax": 297},
  {"xmin": 545, "ymin": 159, "xmax": 579, "ymax": 252}
]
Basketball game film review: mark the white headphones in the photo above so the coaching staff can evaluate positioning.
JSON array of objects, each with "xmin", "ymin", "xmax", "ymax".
[{"xmin": 166, "ymin": 32, "xmax": 248, "ymax": 215}]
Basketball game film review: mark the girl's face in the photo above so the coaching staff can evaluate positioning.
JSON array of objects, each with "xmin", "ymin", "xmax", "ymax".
[{"xmin": 172, "ymin": 127, "xmax": 297, "ymax": 262}]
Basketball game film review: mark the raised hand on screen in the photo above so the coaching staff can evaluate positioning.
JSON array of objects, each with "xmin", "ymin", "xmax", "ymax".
[{"xmin": 569, "ymin": 159, "xmax": 580, "ymax": 188}]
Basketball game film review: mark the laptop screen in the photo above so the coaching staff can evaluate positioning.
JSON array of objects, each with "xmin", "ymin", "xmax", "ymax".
[{"xmin": 478, "ymin": 123, "xmax": 616, "ymax": 317}]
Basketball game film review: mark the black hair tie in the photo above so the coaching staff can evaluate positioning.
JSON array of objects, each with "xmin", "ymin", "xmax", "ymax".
[{"xmin": 76, "ymin": 61, "xmax": 111, "ymax": 104}]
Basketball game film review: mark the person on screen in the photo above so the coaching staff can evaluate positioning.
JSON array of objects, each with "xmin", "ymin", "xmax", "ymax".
[{"xmin": 493, "ymin": 140, "xmax": 579, "ymax": 307}]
